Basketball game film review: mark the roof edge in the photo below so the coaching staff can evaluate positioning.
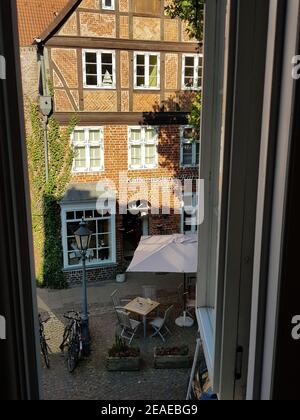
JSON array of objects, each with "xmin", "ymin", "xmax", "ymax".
[{"xmin": 34, "ymin": 0, "xmax": 82, "ymax": 45}]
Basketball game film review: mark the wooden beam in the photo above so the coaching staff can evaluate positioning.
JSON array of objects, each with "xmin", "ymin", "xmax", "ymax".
[
  {"xmin": 54, "ymin": 111, "xmax": 189, "ymax": 125},
  {"xmin": 46, "ymin": 36, "xmax": 201, "ymax": 53}
]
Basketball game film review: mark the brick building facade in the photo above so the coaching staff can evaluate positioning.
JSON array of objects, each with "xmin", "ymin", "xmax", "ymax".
[{"xmin": 19, "ymin": 0, "xmax": 201, "ymax": 284}]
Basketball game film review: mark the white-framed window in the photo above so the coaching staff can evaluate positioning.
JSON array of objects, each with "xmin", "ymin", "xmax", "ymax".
[
  {"xmin": 61, "ymin": 206, "xmax": 116, "ymax": 270},
  {"xmin": 71, "ymin": 127, "xmax": 104, "ymax": 173},
  {"xmin": 182, "ymin": 192, "xmax": 198, "ymax": 234},
  {"xmin": 134, "ymin": 52, "xmax": 160, "ymax": 90},
  {"xmin": 180, "ymin": 126, "xmax": 200, "ymax": 167},
  {"xmin": 128, "ymin": 126, "xmax": 159, "ymax": 170},
  {"xmin": 182, "ymin": 54, "xmax": 203, "ymax": 90},
  {"xmin": 102, "ymin": 0, "xmax": 115, "ymax": 10},
  {"xmin": 83, "ymin": 49, "xmax": 116, "ymax": 89}
]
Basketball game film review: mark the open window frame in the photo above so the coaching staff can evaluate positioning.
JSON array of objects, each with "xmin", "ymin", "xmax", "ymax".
[{"xmin": 197, "ymin": 0, "xmax": 270, "ymax": 399}]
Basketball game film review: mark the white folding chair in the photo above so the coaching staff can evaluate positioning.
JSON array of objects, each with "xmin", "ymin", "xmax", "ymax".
[
  {"xmin": 150, "ymin": 305, "xmax": 174, "ymax": 343},
  {"xmin": 111, "ymin": 289, "xmax": 130, "ymax": 310},
  {"xmin": 116, "ymin": 309, "xmax": 141, "ymax": 345}
]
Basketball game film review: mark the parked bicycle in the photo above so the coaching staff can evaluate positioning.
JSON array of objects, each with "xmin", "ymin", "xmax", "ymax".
[
  {"xmin": 60, "ymin": 311, "xmax": 88, "ymax": 373},
  {"xmin": 39, "ymin": 313, "xmax": 51, "ymax": 369}
]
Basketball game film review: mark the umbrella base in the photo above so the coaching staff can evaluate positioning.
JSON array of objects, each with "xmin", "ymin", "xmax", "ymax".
[{"xmin": 175, "ymin": 313, "xmax": 194, "ymax": 328}]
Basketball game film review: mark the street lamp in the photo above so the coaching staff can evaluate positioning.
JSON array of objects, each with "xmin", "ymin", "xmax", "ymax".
[{"xmin": 74, "ymin": 218, "xmax": 92, "ymax": 353}]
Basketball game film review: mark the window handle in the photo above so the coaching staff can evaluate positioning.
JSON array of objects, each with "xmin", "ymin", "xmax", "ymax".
[{"xmin": 235, "ymin": 346, "xmax": 243, "ymax": 380}]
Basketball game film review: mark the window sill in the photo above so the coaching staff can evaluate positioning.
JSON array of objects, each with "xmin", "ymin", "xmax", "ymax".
[
  {"xmin": 63, "ymin": 262, "xmax": 117, "ymax": 272},
  {"xmin": 196, "ymin": 307, "xmax": 215, "ymax": 381},
  {"xmin": 83, "ymin": 86, "xmax": 116, "ymax": 90},
  {"xmin": 180, "ymin": 164, "xmax": 199, "ymax": 169},
  {"xmin": 182, "ymin": 87, "xmax": 202, "ymax": 92},
  {"xmin": 72, "ymin": 169, "xmax": 105, "ymax": 174},
  {"xmin": 128, "ymin": 166, "xmax": 158, "ymax": 171},
  {"xmin": 133, "ymin": 87, "xmax": 161, "ymax": 91}
]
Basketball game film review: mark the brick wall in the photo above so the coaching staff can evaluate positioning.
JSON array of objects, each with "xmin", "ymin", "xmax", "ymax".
[{"xmin": 64, "ymin": 124, "xmax": 199, "ymax": 284}]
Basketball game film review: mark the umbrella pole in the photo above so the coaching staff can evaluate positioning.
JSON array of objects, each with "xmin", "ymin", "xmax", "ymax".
[
  {"xmin": 175, "ymin": 273, "xmax": 194, "ymax": 328},
  {"xmin": 184, "ymin": 273, "xmax": 187, "ymax": 312}
]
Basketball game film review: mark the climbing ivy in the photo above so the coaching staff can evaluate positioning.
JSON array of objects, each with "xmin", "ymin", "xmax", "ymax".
[{"xmin": 27, "ymin": 103, "xmax": 77, "ymax": 289}]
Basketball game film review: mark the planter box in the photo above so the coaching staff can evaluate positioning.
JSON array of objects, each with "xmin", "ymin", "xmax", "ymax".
[
  {"xmin": 106, "ymin": 356, "xmax": 141, "ymax": 372},
  {"xmin": 154, "ymin": 349, "xmax": 192, "ymax": 369}
]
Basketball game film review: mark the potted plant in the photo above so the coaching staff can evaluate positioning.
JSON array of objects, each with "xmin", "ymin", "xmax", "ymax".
[
  {"xmin": 106, "ymin": 336, "xmax": 141, "ymax": 371},
  {"xmin": 154, "ymin": 346, "xmax": 192, "ymax": 369}
]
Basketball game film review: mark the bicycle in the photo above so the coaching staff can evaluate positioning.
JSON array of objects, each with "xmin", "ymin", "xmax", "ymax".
[
  {"xmin": 39, "ymin": 314, "xmax": 51, "ymax": 369},
  {"xmin": 60, "ymin": 311, "xmax": 86, "ymax": 373}
]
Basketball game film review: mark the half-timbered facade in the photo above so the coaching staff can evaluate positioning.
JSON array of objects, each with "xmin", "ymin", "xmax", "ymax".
[{"xmin": 36, "ymin": 0, "xmax": 201, "ymax": 284}]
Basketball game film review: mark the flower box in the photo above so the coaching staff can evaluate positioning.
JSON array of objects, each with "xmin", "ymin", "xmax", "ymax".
[
  {"xmin": 106, "ymin": 356, "xmax": 141, "ymax": 371},
  {"xmin": 154, "ymin": 346, "xmax": 192, "ymax": 369}
]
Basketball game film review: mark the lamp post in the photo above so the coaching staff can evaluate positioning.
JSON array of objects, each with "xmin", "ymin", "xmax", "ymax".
[{"xmin": 74, "ymin": 218, "xmax": 92, "ymax": 353}]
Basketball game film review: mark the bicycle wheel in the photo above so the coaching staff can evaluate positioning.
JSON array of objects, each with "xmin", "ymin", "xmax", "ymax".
[
  {"xmin": 67, "ymin": 337, "xmax": 80, "ymax": 373},
  {"xmin": 60, "ymin": 324, "xmax": 73, "ymax": 351},
  {"xmin": 41, "ymin": 339, "xmax": 50, "ymax": 369}
]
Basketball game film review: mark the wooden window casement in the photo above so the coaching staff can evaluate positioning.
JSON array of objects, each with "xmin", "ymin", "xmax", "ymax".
[
  {"xmin": 71, "ymin": 127, "xmax": 104, "ymax": 173},
  {"xmin": 182, "ymin": 54, "xmax": 203, "ymax": 91},
  {"xmin": 134, "ymin": 52, "xmax": 160, "ymax": 90},
  {"xmin": 61, "ymin": 206, "xmax": 116, "ymax": 270},
  {"xmin": 83, "ymin": 50, "xmax": 116, "ymax": 89},
  {"xmin": 128, "ymin": 126, "xmax": 159, "ymax": 170},
  {"xmin": 102, "ymin": 0, "xmax": 115, "ymax": 11},
  {"xmin": 180, "ymin": 126, "xmax": 200, "ymax": 168}
]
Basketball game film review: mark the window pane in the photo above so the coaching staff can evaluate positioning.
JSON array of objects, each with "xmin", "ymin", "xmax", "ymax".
[
  {"xmin": 85, "ymin": 52, "xmax": 97, "ymax": 63},
  {"xmin": 67, "ymin": 222, "xmax": 79, "ymax": 236},
  {"xmin": 86, "ymin": 220, "xmax": 96, "ymax": 233},
  {"xmin": 98, "ymin": 234, "xmax": 110, "ymax": 248},
  {"xmin": 86, "ymin": 75, "xmax": 97, "ymax": 86},
  {"xmin": 98, "ymin": 219, "xmax": 110, "ymax": 233},
  {"xmin": 149, "ymin": 61, "xmax": 158, "ymax": 87},
  {"xmin": 89, "ymin": 235, "xmax": 97, "ymax": 249},
  {"xmin": 137, "ymin": 76, "xmax": 145, "ymax": 87},
  {"xmin": 74, "ymin": 147, "xmax": 86, "ymax": 169},
  {"xmin": 103, "ymin": 0, "xmax": 113, "ymax": 8},
  {"xmin": 149, "ymin": 55, "xmax": 158, "ymax": 67},
  {"xmin": 89, "ymin": 130, "xmax": 101, "ymax": 142},
  {"xmin": 68, "ymin": 252, "xmax": 81, "ymax": 266},
  {"xmin": 102, "ymin": 53, "xmax": 113, "ymax": 64},
  {"xmin": 90, "ymin": 146, "xmax": 102, "ymax": 169},
  {"xmin": 145, "ymin": 145, "xmax": 156, "ymax": 165},
  {"xmin": 130, "ymin": 145, "xmax": 142, "ymax": 166},
  {"xmin": 85, "ymin": 210, "xmax": 94, "ymax": 219},
  {"xmin": 185, "ymin": 67, "xmax": 194, "ymax": 77},
  {"xmin": 136, "ymin": 55, "xmax": 145, "ymax": 65},
  {"xmin": 76, "ymin": 211, "xmax": 84, "ymax": 220},
  {"xmin": 196, "ymin": 142, "xmax": 200, "ymax": 164},
  {"xmin": 86, "ymin": 63, "xmax": 97, "ymax": 75},
  {"xmin": 137, "ymin": 65, "xmax": 145, "ymax": 76},
  {"xmin": 183, "ymin": 128, "xmax": 194, "ymax": 139},
  {"xmin": 73, "ymin": 130, "xmax": 85, "ymax": 143},
  {"xmin": 66, "ymin": 212, "xmax": 75, "ymax": 220},
  {"xmin": 185, "ymin": 56, "xmax": 195, "ymax": 67},
  {"xmin": 130, "ymin": 129, "xmax": 142, "ymax": 142},
  {"xmin": 182, "ymin": 144, "xmax": 193, "ymax": 165},
  {"xmin": 67, "ymin": 237, "xmax": 78, "ymax": 252},
  {"xmin": 145, "ymin": 128, "xmax": 157, "ymax": 142}
]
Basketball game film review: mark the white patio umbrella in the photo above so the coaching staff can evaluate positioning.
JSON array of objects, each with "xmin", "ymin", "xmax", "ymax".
[{"xmin": 127, "ymin": 234, "xmax": 198, "ymax": 327}]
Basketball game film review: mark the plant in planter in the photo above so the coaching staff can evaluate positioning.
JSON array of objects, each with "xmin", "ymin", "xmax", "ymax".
[
  {"xmin": 106, "ymin": 336, "xmax": 141, "ymax": 372},
  {"xmin": 154, "ymin": 345, "xmax": 192, "ymax": 369}
]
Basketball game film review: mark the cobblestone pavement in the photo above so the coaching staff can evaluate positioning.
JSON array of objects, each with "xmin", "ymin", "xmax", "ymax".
[{"xmin": 38, "ymin": 274, "xmax": 200, "ymax": 401}]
